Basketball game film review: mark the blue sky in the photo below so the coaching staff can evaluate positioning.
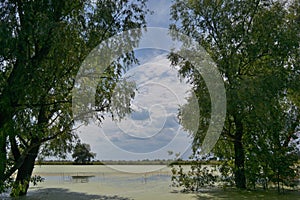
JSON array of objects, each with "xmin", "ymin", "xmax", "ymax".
[
  {"xmin": 78, "ymin": 51, "xmax": 194, "ymax": 160},
  {"xmin": 76, "ymin": 1, "xmax": 195, "ymax": 161},
  {"xmin": 146, "ymin": 0, "xmax": 172, "ymax": 27},
  {"xmin": 75, "ymin": 1, "xmax": 300, "ymax": 161}
]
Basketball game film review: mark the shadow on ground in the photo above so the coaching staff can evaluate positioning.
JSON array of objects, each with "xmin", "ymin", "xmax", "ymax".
[
  {"xmin": 16, "ymin": 188, "xmax": 133, "ymax": 200},
  {"xmin": 196, "ymin": 188, "xmax": 300, "ymax": 200}
]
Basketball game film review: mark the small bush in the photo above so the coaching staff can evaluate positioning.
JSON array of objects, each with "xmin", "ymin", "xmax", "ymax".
[{"xmin": 171, "ymin": 163, "xmax": 218, "ymax": 192}]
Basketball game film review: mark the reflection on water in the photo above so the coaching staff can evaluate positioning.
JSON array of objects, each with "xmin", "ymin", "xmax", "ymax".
[
  {"xmin": 42, "ymin": 174, "xmax": 171, "ymax": 184},
  {"xmin": 71, "ymin": 175, "xmax": 95, "ymax": 183},
  {"xmin": 43, "ymin": 171, "xmax": 171, "ymax": 185},
  {"xmin": 2, "ymin": 165, "xmax": 298, "ymax": 200},
  {"xmin": 20, "ymin": 165, "xmax": 198, "ymax": 200},
  {"xmin": 32, "ymin": 165, "xmax": 174, "ymax": 186}
]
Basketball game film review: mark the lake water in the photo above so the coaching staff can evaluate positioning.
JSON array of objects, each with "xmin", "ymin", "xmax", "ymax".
[
  {"xmin": 24, "ymin": 165, "xmax": 195, "ymax": 200},
  {"xmin": 2, "ymin": 165, "xmax": 299, "ymax": 199}
]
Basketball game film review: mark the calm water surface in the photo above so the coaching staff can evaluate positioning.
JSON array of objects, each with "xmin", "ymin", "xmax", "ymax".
[
  {"xmin": 24, "ymin": 165, "xmax": 195, "ymax": 200},
  {"xmin": 2, "ymin": 165, "xmax": 299, "ymax": 200}
]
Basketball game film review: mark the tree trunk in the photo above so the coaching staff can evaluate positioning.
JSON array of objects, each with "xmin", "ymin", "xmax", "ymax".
[
  {"xmin": 0, "ymin": 67, "xmax": 21, "ymax": 188},
  {"xmin": 277, "ymin": 172, "xmax": 280, "ymax": 193},
  {"xmin": 12, "ymin": 103, "xmax": 48, "ymax": 196},
  {"xmin": 0, "ymin": 132, "xmax": 7, "ymax": 188},
  {"xmin": 234, "ymin": 116, "xmax": 246, "ymax": 189},
  {"xmin": 0, "ymin": 113, "xmax": 8, "ymax": 190},
  {"xmin": 11, "ymin": 141, "xmax": 40, "ymax": 196}
]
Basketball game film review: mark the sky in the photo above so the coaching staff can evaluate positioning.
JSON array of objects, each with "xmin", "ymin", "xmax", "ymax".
[
  {"xmin": 76, "ymin": 1, "xmax": 195, "ymax": 161},
  {"xmin": 77, "ymin": 50, "xmax": 194, "ymax": 161},
  {"xmin": 74, "ymin": 0, "xmax": 300, "ymax": 161},
  {"xmin": 146, "ymin": 0, "xmax": 172, "ymax": 27}
]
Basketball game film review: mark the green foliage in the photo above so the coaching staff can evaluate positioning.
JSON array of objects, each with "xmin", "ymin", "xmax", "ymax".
[
  {"xmin": 0, "ymin": 177, "xmax": 13, "ymax": 195},
  {"xmin": 9, "ymin": 175, "xmax": 44, "ymax": 197},
  {"xmin": 219, "ymin": 160, "xmax": 235, "ymax": 188},
  {"xmin": 10, "ymin": 179, "xmax": 29, "ymax": 198},
  {"xmin": 170, "ymin": 0, "xmax": 300, "ymax": 190},
  {"xmin": 72, "ymin": 142, "xmax": 96, "ymax": 164},
  {"xmin": 30, "ymin": 175, "xmax": 45, "ymax": 186},
  {"xmin": 0, "ymin": 0, "xmax": 149, "ymax": 196},
  {"xmin": 171, "ymin": 163, "xmax": 218, "ymax": 192}
]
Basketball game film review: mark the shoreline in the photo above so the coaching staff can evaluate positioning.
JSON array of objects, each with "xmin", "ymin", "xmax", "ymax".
[{"xmin": 35, "ymin": 160, "xmax": 222, "ymax": 166}]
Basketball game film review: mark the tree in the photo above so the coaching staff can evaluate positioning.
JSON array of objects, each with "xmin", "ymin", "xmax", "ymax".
[
  {"xmin": 170, "ymin": 0, "xmax": 300, "ymax": 189},
  {"xmin": 0, "ymin": 0, "xmax": 149, "ymax": 196},
  {"xmin": 72, "ymin": 142, "xmax": 96, "ymax": 164}
]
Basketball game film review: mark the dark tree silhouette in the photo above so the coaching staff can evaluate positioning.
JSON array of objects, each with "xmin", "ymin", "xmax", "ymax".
[{"xmin": 72, "ymin": 143, "xmax": 96, "ymax": 164}]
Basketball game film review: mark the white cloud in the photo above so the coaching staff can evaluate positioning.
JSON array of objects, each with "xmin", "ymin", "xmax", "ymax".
[{"xmin": 78, "ymin": 50, "xmax": 195, "ymax": 160}]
